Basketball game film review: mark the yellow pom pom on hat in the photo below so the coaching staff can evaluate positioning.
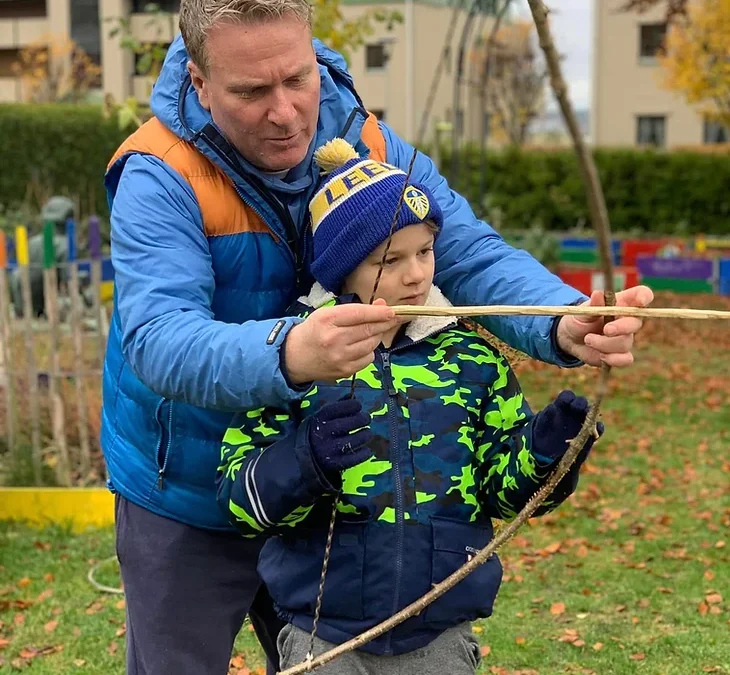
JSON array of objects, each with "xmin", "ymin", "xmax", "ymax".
[{"xmin": 309, "ymin": 138, "xmax": 443, "ymax": 292}]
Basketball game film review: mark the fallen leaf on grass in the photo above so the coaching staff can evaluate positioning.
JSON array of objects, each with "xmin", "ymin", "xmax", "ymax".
[
  {"xmin": 44, "ymin": 620, "xmax": 58, "ymax": 633},
  {"xmin": 630, "ymin": 653, "xmax": 646, "ymax": 661},
  {"xmin": 472, "ymin": 625, "xmax": 483, "ymax": 634},
  {"xmin": 107, "ymin": 641, "xmax": 118, "ymax": 656},
  {"xmin": 592, "ymin": 642, "xmax": 604, "ymax": 651},
  {"xmin": 43, "ymin": 573, "xmax": 54, "ymax": 583},
  {"xmin": 17, "ymin": 578, "xmax": 31, "ymax": 588},
  {"xmin": 85, "ymin": 601, "xmax": 104, "ymax": 615},
  {"xmin": 480, "ymin": 645, "xmax": 491, "ymax": 657},
  {"xmin": 36, "ymin": 589, "xmax": 53, "ymax": 603},
  {"xmin": 515, "ymin": 636, "xmax": 526, "ymax": 645},
  {"xmin": 0, "ymin": 638, "xmax": 10, "ymax": 650},
  {"xmin": 230, "ymin": 655, "xmax": 246, "ymax": 669},
  {"xmin": 14, "ymin": 613, "xmax": 25, "ymax": 626},
  {"xmin": 73, "ymin": 659, "xmax": 86, "ymax": 667},
  {"xmin": 705, "ymin": 593, "xmax": 723, "ymax": 605},
  {"xmin": 550, "ymin": 602, "xmax": 566, "ymax": 616},
  {"xmin": 704, "ymin": 570, "xmax": 715, "ymax": 582},
  {"xmin": 116, "ymin": 625, "xmax": 126, "ymax": 638},
  {"xmin": 115, "ymin": 599, "xmax": 125, "ymax": 610}
]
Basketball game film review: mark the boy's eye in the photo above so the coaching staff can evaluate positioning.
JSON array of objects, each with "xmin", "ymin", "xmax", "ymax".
[
  {"xmin": 419, "ymin": 247, "xmax": 434, "ymax": 256},
  {"xmin": 384, "ymin": 257, "xmax": 397, "ymax": 266}
]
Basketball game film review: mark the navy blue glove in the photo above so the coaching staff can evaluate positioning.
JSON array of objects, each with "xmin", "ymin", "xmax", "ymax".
[
  {"xmin": 532, "ymin": 390, "xmax": 605, "ymax": 463},
  {"xmin": 308, "ymin": 398, "xmax": 374, "ymax": 478}
]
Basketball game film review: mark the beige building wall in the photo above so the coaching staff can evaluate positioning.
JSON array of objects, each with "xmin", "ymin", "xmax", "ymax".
[
  {"xmin": 592, "ymin": 0, "xmax": 705, "ymax": 147},
  {"xmin": 342, "ymin": 1, "xmax": 494, "ymax": 144}
]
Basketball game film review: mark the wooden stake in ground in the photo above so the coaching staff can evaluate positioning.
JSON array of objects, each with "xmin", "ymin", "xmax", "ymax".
[
  {"xmin": 88, "ymin": 216, "xmax": 106, "ymax": 368},
  {"xmin": 67, "ymin": 219, "xmax": 91, "ymax": 482},
  {"xmin": 0, "ymin": 232, "xmax": 16, "ymax": 458},
  {"xmin": 15, "ymin": 225, "xmax": 42, "ymax": 484},
  {"xmin": 279, "ymin": 2, "xmax": 621, "ymax": 672},
  {"xmin": 42, "ymin": 222, "xmax": 70, "ymax": 486}
]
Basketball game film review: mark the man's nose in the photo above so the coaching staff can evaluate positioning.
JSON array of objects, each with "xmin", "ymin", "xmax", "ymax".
[{"xmin": 268, "ymin": 88, "xmax": 297, "ymax": 128}]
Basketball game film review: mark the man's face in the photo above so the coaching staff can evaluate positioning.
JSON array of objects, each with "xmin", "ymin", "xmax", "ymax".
[
  {"xmin": 343, "ymin": 224, "xmax": 436, "ymax": 307},
  {"xmin": 188, "ymin": 16, "xmax": 320, "ymax": 172}
]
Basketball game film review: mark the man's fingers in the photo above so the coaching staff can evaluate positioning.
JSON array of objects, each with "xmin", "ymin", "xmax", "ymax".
[
  {"xmin": 615, "ymin": 284, "xmax": 654, "ymax": 309},
  {"xmin": 328, "ymin": 303, "xmax": 396, "ymax": 328},
  {"xmin": 574, "ymin": 290, "xmax": 606, "ymax": 324},
  {"xmin": 603, "ymin": 315, "xmax": 643, "ymax": 337},
  {"xmin": 584, "ymin": 333, "xmax": 633, "ymax": 355},
  {"xmin": 600, "ymin": 351, "xmax": 634, "ymax": 368}
]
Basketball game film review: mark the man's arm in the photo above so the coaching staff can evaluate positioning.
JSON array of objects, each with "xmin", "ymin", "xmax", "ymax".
[
  {"xmin": 380, "ymin": 124, "xmax": 586, "ymax": 367},
  {"xmin": 111, "ymin": 154, "xmax": 306, "ymax": 410}
]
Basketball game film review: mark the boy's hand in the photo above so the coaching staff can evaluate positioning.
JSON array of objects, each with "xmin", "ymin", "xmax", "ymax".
[
  {"xmin": 532, "ymin": 390, "xmax": 604, "ymax": 462},
  {"xmin": 308, "ymin": 398, "xmax": 373, "ymax": 476}
]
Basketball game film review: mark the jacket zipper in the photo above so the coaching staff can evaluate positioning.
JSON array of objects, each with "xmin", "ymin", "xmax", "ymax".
[
  {"xmin": 157, "ymin": 400, "xmax": 174, "ymax": 489},
  {"xmin": 380, "ymin": 350, "xmax": 402, "ymax": 655}
]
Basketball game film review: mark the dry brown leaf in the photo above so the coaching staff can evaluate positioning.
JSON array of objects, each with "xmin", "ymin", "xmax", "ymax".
[
  {"xmin": 630, "ymin": 653, "xmax": 646, "ymax": 661},
  {"xmin": 705, "ymin": 593, "xmax": 723, "ymax": 605},
  {"xmin": 704, "ymin": 569, "xmax": 716, "ymax": 582},
  {"xmin": 44, "ymin": 620, "xmax": 58, "ymax": 633},
  {"xmin": 17, "ymin": 578, "xmax": 31, "ymax": 588},
  {"xmin": 73, "ymin": 659, "xmax": 86, "ymax": 666},
  {"xmin": 550, "ymin": 602, "xmax": 566, "ymax": 616},
  {"xmin": 0, "ymin": 638, "xmax": 10, "ymax": 650},
  {"xmin": 115, "ymin": 600, "xmax": 126, "ymax": 610},
  {"xmin": 36, "ymin": 589, "xmax": 53, "ymax": 603},
  {"xmin": 515, "ymin": 636, "xmax": 526, "ymax": 645},
  {"xmin": 85, "ymin": 601, "xmax": 104, "ymax": 615},
  {"xmin": 592, "ymin": 642, "xmax": 604, "ymax": 651},
  {"xmin": 107, "ymin": 641, "xmax": 118, "ymax": 656},
  {"xmin": 43, "ymin": 573, "xmax": 54, "ymax": 583},
  {"xmin": 14, "ymin": 613, "xmax": 25, "ymax": 626},
  {"xmin": 715, "ymin": 540, "xmax": 726, "ymax": 549},
  {"xmin": 573, "ymin": 640, "xmax": 586, "ymax": 647},
  {"xmin": 480, "ymin": 645, "xmax": 491, "ymax": 657},
  {"xmin": 230, "ymin": 655, "xmax": 246, "ymax": 669}
]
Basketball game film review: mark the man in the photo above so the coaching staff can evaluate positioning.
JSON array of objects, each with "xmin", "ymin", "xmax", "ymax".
[{"xmin": 103, "ymin": 0, "xmax": 653, "ymax": 673}]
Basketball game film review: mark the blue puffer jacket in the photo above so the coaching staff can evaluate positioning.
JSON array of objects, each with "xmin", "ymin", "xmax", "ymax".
[{"xmin": 102, "ymin": 35, "xmax": 585, "ymax": 531}]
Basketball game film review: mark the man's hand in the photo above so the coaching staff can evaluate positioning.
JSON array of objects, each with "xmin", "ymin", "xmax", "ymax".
[
  {"xmin": 284, "ymin": 299, "xmax": 401, "ymax": 384},
  {"xmin": 556, "ymin": 285, "xmax": 655, "ymax": 367}
]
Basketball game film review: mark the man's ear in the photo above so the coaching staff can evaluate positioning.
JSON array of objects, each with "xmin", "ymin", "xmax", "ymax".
[{"xmin": 187, "ymin": 60, "xmax": 211, "ymax": 111}]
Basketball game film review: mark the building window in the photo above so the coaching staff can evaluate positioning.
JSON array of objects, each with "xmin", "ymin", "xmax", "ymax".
[
  {"xmin": 639, "ymin": 23, "xmax": 667, "ymax": 62},
  {"xmin": 636, "ymin": 115, "xmax": 666, "ymax": 147},
  {"xmin": 0, "ymin": 0, "xmax": 46, "ymax": 18},
  {"xmin": 370, "ymin": 109, "xmax": 386, "ymax": 122},
  {"xmin": 132, "ymin": 0, "xmax": 180, "ymax": 11},
  {"xmin": 366, "ymin": 44, "xmax": 387, "ymax": 70},
  {"xmin": 704, "ymin": 118, "xmax": 729, "ymax": 144},
  {"xmin": 71, "ymin": 0, "xmax": 101, "ymax": 68}
]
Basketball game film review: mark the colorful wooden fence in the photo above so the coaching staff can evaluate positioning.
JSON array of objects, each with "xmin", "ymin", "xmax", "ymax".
[{"xmin": 0, "ymin": 217, "xmax": 110, "ymax": 486}]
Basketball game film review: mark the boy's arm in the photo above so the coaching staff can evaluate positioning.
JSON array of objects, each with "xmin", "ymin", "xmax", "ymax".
[
  {"xmin": 475, "ymin": 360, "xmax": 592, "ymax": 521},
  {"xmin": 216, "ymin": 400, "xmax": 337, "ymax": 538}
]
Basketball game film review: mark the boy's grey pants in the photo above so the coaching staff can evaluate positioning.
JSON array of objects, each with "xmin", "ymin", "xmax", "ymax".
[{"xmin": 278, "ymin": 622, "xmax": 482, "ymax": 675}]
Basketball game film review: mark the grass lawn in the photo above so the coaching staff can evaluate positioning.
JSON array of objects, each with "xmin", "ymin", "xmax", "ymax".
[{"xmin": 1, "ymin": 293, "xmax": 729, "ymax": 674}]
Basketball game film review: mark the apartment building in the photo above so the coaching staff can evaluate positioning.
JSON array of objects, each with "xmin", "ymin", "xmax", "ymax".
[
  {"xmin": 0, "ymin": 0, "xmax": 496, "ymax": 144},
  {"xmin": 592, "ymin": 0, "xmax": 728, "ymax": 148}
]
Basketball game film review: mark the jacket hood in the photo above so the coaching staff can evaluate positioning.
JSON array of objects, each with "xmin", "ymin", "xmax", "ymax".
[{"xmin": 299, "ymin": 282, "xmax": 458, "ymax": 342}]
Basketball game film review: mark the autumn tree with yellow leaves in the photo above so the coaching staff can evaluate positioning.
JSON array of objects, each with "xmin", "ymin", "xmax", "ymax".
[
  {"xmin": 657, "ymin": 0, "xmax": 730, "ymax": 128},
  {"xmin": 11, "ymin": 35, "xmax": 101, "ymax": 104}
]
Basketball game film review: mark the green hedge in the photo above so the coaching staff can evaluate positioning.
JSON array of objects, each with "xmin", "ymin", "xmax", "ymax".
[
  {"xmin": 0, "ymin": 104, "xmax": 128, "ymax": 223},
  {"xmin": 0, "ymin": 104, "xmax": 728, "ymax": 235},
  {"xmin": 439, "ymin": 145, "xmax": 730, "ymax": 235}
]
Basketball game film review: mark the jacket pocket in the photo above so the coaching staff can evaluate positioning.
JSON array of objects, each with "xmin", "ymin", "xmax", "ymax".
[
  {"xmin": 154, "ymin": 398, "xmax": 174, "ymax": 490},
  {"xmin": 259, "ymin": 522, "xmax": 366, "ymax": 621},
  {"xmin": 424, "ymin": 516, "xmax": 502, "ymax": 627}
]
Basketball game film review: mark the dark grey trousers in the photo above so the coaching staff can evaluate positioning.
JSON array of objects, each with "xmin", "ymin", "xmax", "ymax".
[
  {"xmin": 278, "ymin": 622, "xmax": 482, "ymax": 675},
  {"xmin": 115, "ymin": 495, "xmax": 285, "ymax": 675}
]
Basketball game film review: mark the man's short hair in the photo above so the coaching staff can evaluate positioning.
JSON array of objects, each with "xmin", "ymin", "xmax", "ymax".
[{"xmin": 179, "ymin": 0, "xmax": 313, "ymax": 73}]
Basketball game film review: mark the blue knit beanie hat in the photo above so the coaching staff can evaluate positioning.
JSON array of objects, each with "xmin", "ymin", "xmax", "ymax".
[{"xmin": 309, "ymin": 139, "xmax": 443, "ymax": 293}]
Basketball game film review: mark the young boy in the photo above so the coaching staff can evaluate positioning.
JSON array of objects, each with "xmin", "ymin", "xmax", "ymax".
[{"xmin": 216, "ymin": 139, "xmax": 603, "ymax": 674}]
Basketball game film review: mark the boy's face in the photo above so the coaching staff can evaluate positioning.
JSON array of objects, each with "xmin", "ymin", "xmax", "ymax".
[{"xmin": 343, "ymin": 223, "xmax": 436, "ymax": 307}]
